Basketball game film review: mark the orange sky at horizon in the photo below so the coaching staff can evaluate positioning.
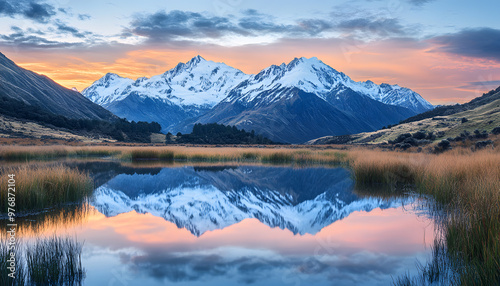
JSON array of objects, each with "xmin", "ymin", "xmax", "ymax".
[{"xmin": 5, "ymin": 42, "xmax": 500, "ymax": 105}]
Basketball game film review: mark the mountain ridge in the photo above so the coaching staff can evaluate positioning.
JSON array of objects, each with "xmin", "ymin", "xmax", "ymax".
[{"xmin": 82, "ymin": 55, "xmax": 434, "ymax": 143}]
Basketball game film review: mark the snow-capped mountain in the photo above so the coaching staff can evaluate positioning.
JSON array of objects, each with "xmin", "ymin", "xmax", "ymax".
[
  {"xmin": 223, "ymin": 57, "xmax": 432, "ymax": 113},
  {"xmin": 82, "ymin": 56, "xmax": 249, "ymax": 131},
  {"xmin": 83, "ymin": 55, "xmax": 433, "ymax": 142},
  {"xmin": 91, "ymin": 166, "xmax": 411, "ymax": 236},
  {"xmin": 94, "ymin": 185, "xmax": 408, "ymax": 236},
  {"xmin": 82, "ymin": 73, "xmax": 135, "ymax": 106},
  {"xmin": 83, "ymin": 55, "xmax": 248, "ymax": 108}
]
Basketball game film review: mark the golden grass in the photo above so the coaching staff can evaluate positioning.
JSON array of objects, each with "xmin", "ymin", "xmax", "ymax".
[
  {"xmin": 0, "ymin": 145, "xmax": 351, "ymax": 163},
  {"xmin": 0, "ymin": 165, "xmax": 94, "ymax": 213},
  {"xmin": 347, "ymin": 148, "xmax": 500, "ymax": 285},
  {"xmin": 0, "ymin": 144, "xmax": 498, "ymax": 283}
]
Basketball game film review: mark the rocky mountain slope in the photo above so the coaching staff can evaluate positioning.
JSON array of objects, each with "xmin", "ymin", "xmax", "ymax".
[{"xmin": 0, "ymin": 52, "xmax": 115, "ymax": 121}]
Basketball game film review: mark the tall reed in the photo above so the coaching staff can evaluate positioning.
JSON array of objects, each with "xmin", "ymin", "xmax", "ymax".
[
  {"xmin": 26, "ymin": 236, "xmax": 85, "ymax": 286},
  {"xmin": 0, "ymin": 165, "xmax": 94, "ymax": 213},
  {"xmin": 347, "ymin": 149, "xmax": 500, "ymax": 285}
]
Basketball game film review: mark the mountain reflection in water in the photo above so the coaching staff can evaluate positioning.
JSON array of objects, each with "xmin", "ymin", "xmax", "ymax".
[{"xmin": 92, "ymin": 165, "xmax": 410, "ymax": 236}]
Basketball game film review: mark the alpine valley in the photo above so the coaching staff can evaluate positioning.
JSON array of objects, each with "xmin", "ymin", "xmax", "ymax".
[{"xmin": 83, "ymin": 56, "xmax": 433, "ymax": 143}]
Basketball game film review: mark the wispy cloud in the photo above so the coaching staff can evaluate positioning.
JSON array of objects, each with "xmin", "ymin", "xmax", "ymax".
[
  {"xmin": 55, "ymin": 21, "xmax": 90, "ymax": 38},
  {"xmin": 407, "ymin": 0, "xmax": 436, "ymax": 6},
  {"xmin": 336, "ymin": 18, "xmax": 407, "ymax": 37},
  {"xmin": 78, "ymin": 13, "xmax": 91, "ymax": 21},
  {"xmin": 0, "ymin": 24, "xmax": 98, "ymax": 48},
  {"xmin": 124, "ymin": 10, "xmax": 244, "ymax": 43}
]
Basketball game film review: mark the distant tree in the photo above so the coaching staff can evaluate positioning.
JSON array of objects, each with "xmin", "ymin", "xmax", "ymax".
[{"xmin": 176, "ymin": 123, "xmax": 276, "ymax": 145}]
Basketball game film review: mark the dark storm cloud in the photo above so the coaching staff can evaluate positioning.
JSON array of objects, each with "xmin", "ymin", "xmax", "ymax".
[
  {"xmin": 430, "ymin": 28, "xmax": 500, "ymax": 62},
  {"xmin": 337, "ymin": 18, "xmax": 406, "ymax": 37},
  {"xmin": 0, "ymin": 0, "xmax": 56, "ymax": 23}
]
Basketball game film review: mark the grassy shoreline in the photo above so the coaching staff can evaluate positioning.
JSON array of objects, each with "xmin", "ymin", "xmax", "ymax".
[
  {"xmin": 0, "ymin": 145, "xmax": 498, "ymax": 284},
  {"xmin": 0, "ymin": 165, "xmax": 94, "ymax": 214},
  {"xmin": 350, "ymin": 149, "xmax": 500, "ymax": 285},
  {"xmin": 0, "ymin": 145, "xmax": 351, "ymax": 165}
]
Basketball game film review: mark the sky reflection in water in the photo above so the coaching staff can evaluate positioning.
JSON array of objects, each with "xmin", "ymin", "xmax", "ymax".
[{"xmin": 30, "ymin": 165, "xmax": 435, "ymax": 286}]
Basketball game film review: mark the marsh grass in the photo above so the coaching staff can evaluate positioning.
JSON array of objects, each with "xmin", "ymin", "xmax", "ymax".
[
  {"xmin": 1, "ymin": 144, "xmax": 498, "ymax": 284},
  {"xmin": 393, "ymin": 239, "xmax": 461, "ymax": 286},
  {"xmin": 1, "ymin": 234, "xmax": 85, "ymax": 286},
  {"xmin": 0, "ymin": 145, "xmax": 351, "ymax": 165},
  {"xmin": 118, "ymin": 146, "xmax": 351, "ymax": 165},
  {"xmin": 130, "ymin": 149, "xmax": 174, "ymax": 161},
  {"xmin": 0, "ymin": 146, "xmax": 122, "ymax": 161},
  {"xmin": 26, "ymin": 236, "xmax": 85, "ymax": 286},
  {"xmin": 261, "ymin": 152, "xmax": 293, "ymax": 163},
  {"xmin": 0, "ymin": 165, "xmax": 94, "ymax": 213},
  {"xmin": 0, "ymin": 235, "xmax": 26, "ymax": 286},
  {"xmin": 349, "ymin": 150, "xmax": 500, "ymax": 285}
]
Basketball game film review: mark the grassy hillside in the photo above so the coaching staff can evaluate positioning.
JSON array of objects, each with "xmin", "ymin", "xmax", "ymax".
[
  {"xmin": 0, "ymin": 114, "xmax": 110, "ymax": 144},
  {"xmin": 400, "ymin": 86, "xmax": 500, "ymax": 124},
  {"xmin": 309, "ymin": 87, "xmax": 500, "ymax": 147}
]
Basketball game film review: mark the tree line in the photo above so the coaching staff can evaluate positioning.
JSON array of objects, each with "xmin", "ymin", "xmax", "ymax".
[
  {"xmin": 169, "ymin": 123, "xmax": 276, "ymax": 145},
  {"xmin": 0, "ymin": 94, "xmax": 161, "ymax": 142}
]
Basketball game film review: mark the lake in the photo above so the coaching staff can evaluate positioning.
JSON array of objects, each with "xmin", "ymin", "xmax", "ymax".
[{"xmin": 4, "ymin": 162, "xmax": 436, "ymax": 286}]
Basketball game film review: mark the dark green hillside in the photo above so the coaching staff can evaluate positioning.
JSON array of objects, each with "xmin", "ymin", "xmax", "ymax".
[
  {"xmin": 0, "ymin": 93, "xmax": 161, "ymax": 142},
  {"xmin": 171, "ymin": 123, "xmax": 276, "ymax": 145}
]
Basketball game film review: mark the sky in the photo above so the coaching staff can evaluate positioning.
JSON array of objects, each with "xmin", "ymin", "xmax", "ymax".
[{"xmin": 0, "ymin": 0, "xmax": 500, "ymax": 104}]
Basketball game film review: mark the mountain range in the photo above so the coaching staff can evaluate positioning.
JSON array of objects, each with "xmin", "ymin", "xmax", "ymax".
[
  {"xmin": 83, "ymin": 56, "xmax": 433, "ymax": 143},
  {"xmin": 92, "ymin": 166, "xmax": 411, "ymax": 236}
]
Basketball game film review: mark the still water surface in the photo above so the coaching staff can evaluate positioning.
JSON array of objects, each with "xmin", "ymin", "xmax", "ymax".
[{"xmin": 12, "ymin": 163, "xmax": 436, "ymax": 286}]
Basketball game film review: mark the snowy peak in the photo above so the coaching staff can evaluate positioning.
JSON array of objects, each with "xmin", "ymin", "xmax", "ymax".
[
  {"xmin": 186, "ymin": 55, "xmax": 205, "ymax": 67},
  {"xmin": 224, "ymin": 57, "xmax": 432, "ymax": 113},
  {"xmin": 83, "ymin": 56, "xmax": 249, "ymax": 108},
  {"xmin": 227, "ymin": 57, "xmax": 346, "ymax": 104},
  {"xmin": 83, "ymin": 56, "xmax": 432, "ymax": 112},
  {"xmin": 81, "ymin": 55, "xmax": 433, "ymax": 135},
  {"xmin": 82, "ymin": 73, "xmax": 134, "ymax": 105}
]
